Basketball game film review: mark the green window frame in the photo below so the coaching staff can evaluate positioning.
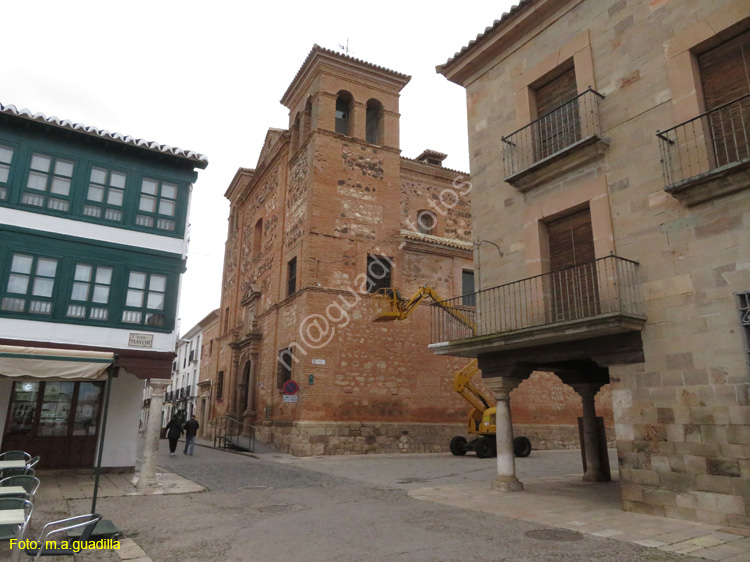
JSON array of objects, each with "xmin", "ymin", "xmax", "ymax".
[
  {"xmin": 136, "ymin": 178, "xmax": 178, "ymax": 232},
  {"xmin": 66, "ymin": 263, "xmax": 113, "ymax": 321},
  {"xmin": 1, "ymin": 253, "xmax": 58, "ymax": 315},
  {"xmin": 21, "ymin": 152, "xmax": 75, "ymax": 213},
  {"xmin": 83, "ymin": 167, "xmax": 126, "ymax": 222},
  {"xmin": 0, "ymin": 143, "xmax": 14, "ymax": 201},
  {"xmin": 122, "ymin": 270, "xmax": 167, "ymax": 327}
]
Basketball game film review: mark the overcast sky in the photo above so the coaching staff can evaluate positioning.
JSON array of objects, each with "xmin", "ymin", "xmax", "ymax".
[{"xmin": 1, "ymin": 1, "xmax": 517, "ymax": 332}]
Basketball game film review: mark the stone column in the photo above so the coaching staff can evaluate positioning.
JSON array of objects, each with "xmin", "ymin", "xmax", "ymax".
[
  {"xmin": 228, "ymin": 356, "xmax": 240, "ymax": 419},
  {"xmin": 350, "ymin": 101, "xmax": 366, "ymax": 140},
  {"xmin": 484, "ymin": 375, "xmax": 525, "ymax": 492},
  {"xmin": 243, "ymin": 356, "xmax": 258, "ymax": 434},
  {"xmin": 571, "ymin": 383, "xmax": 608, "ymax": 482},
  {"xmin": 137, "ymin": 379, "xmax": 170, "ymax": 488}
]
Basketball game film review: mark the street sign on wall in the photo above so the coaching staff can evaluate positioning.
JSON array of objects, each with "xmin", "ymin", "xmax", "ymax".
[{"xmin": 282, "ymin": 380, "xmax": 299, "ymax": 395}]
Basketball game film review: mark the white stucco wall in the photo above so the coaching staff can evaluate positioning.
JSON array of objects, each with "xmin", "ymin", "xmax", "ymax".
[{"xmin": 99, "ymin": 373, "xmax": 143, "ymax": 468}]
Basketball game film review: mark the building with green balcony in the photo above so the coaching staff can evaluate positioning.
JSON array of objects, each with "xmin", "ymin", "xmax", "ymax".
[{"xmin": 0, "ymin": 103, "xmax": 207, "ymax": 469}]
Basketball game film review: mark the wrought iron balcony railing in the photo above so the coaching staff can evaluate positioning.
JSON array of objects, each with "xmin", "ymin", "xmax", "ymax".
[
  {"xmin": 657, "ymin": 92, "xmax": 750, "ymax": 188},
  {"xmin": 502, "ymin": 87, "xmax": 605, "ymax": 180},
  {"xmin": 431, "ymin": 255, "xmax": 642, "ymax": 345}
]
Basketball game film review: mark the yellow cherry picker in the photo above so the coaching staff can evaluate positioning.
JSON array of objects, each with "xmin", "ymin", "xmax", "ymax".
[{"xmin": 373, "ymin": 286, "xmax": 531, "ymax": 458}]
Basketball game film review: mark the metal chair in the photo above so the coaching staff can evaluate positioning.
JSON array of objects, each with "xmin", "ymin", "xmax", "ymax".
[
  {"xmin": 22, "ymin": 513, "xmax": 102, "ymax": 561},
  {"xmin": 0, "ymin": 467, "xmax": 34, "ymax": 479},
  {"xmin": 0, "ymin": 452, "xmax": 31, "ymax": 462},
  {"xmin": 26, "ymin": 456, "xmax": 40, "ymax": 470},
  {"xmin": 0, "ymin": 497, "xmax": 33, "ymax": 541},
  {"xmin": 0, "ymin": 475, "xmax": 41, "ymax": 498}
]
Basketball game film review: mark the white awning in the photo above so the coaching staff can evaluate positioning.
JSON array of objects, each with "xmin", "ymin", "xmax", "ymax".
[{"xmin": 0, "ymin": 345, "xmax": 115, "ymax": 381}]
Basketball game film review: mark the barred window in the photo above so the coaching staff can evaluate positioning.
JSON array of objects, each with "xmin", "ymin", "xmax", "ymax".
[{"xmin": 739, "ymin": 291, "xmax": 750, "ymax": 367}]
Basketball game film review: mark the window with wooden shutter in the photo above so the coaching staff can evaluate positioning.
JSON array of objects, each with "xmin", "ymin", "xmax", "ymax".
[
  {"xmin": 699, "ymin": 29, "xmax": 750, "ymax": 167},
  {"xmin": 534, "ymin": 66, "xmax": 581, "ymax": 159},
  {"xmin": 546, "ymin": 208, "xmax": 599, "ymax": 322}
]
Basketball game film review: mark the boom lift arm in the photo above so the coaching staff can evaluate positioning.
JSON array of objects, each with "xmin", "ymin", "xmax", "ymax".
[
  {"xmin": 372, "ymin": 285, "xmax": 532, "ymax": 458},
  {"xmin": 373, "ymin": 286, "xmax": 475, "ymax": 329}
]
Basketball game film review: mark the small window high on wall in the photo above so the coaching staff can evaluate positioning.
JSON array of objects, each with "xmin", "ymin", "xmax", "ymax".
[
  {"xmin": 366, "ymin": 254, "xmax": 392, "ymax": 294},
  {"xmin": 287, "ymin": 256, "xmax": 297, "ymax": 297},
  {"xmin": 366, "ymin": 99, "xmax": 384, "ymax": 144},
  {"xmin": 417, "ymin": 210, "xmax": 436, "ymax": 234},
  {"xmin": 253, "ymin": 218, "xmax": 263, "ymax": 254},
  {"xmin": 277, "ymin": 348, "xmax": 293, "ymax": 388},
  {"xmin": 216, "ymin": 371, "xmax": 224, "ymax": 399},
  {"xmin": 335, "ymin": 91, "xmax": 353, "ymax": 135},
  {"xmin": 462, "ymin": 270, "xmax": 475, "ymax": 306},
  {"xmin": 302, "ymin": 97, "xmax": 313, "ymax": 139},
  {"xmin": 292, "ymin": 113, "xmax": 301, "ymax": 153}
]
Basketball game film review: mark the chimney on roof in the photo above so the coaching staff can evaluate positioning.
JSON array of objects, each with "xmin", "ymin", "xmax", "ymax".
[{"xmin": 415, "ymin": 149, "xmax": 448, "ymax": 167}]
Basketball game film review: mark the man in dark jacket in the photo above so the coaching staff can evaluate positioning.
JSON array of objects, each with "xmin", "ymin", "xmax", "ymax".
[
  {"xmin": 165, "ymin": 414, "xmax": 182, "ymax": 456},
  {"xmin": 183, "ymin": 414, "xmax": 200, "ymax": 455}
]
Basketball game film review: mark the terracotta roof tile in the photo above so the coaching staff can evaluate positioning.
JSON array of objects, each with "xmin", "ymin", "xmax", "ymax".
[
  {"xmin": 437, "ymin": 0, "xmax": 531, "ymax": 75},
  {"xmin": 400, "ymin": 229, "xmax": 473, "ymax": 251},
  {"xmin": 0, "ymin": 102, "xmax": 208, "ymax": 168},
  {"xmin": 281, "ymin": 44, "xmax": 410, "ymax": 104}
]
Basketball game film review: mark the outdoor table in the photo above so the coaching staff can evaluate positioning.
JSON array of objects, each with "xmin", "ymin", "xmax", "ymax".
[
  {"xmin": 0, "ymin": 460, "xmax": 25, "ymax": 470},
  {"xmin": 0, "ymin": 486, "xmax": 28, "ymax": 498},
  {"xmin": 0, "ymin": 509, "xmax": 25, "ymax": 525}
]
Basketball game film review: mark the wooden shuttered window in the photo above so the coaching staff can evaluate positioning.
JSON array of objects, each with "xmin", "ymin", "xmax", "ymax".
[
  {"xmin": 699, "ymin": 29, "xmax": 750, "ymax": 167},
  {"xmin": 548, "ymin": 208, "xmax": 595, "ymax": 271},
  {"xmin": 534, "ymin": 66, "xmax": 581, "ymax": 159},
  {"xmin": 547, "ymin": 208, "xmax": 599, "ymax": 322}
]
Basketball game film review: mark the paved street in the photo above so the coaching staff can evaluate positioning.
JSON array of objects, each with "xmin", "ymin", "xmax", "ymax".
[
  {"xmin": 5, "ymin": 440, "xmax": 748, "ymax": 561},
  {"xmin": 70, "ymin": 442, "xmax": 714, "ymax": 561}
]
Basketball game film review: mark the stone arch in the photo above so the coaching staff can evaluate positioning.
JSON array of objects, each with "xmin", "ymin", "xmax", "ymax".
[
  {"xmin": 335, "ymin": 90, "xmax": 354, "ymax": 136},
  {"xmin": 301, "ymin": 96, "xmax": 313, "ymax": 140},
  {"xmin": 292, "ymin": 112, "xmax": 301, "ymax": 153},
  {"xmin": 365, "ymin": 98, "xmax": 384, "ymax": 145}
]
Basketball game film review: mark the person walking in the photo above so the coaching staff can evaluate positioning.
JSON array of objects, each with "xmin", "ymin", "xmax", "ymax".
[
  {"xmin": 183, "ymin": 414, "xmax": 200, "ymax": 455},
  {"xmin": 165, "ymin": 414, "xmax": 182, "ymax": 456}
]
